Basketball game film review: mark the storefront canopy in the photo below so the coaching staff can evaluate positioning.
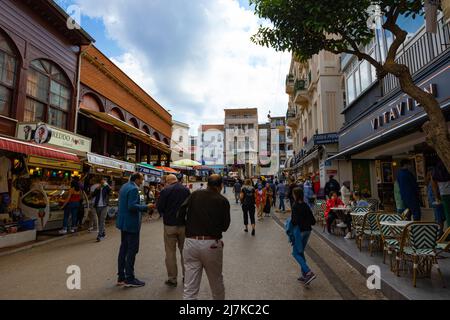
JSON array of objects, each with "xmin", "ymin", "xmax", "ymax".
[
  {"xmin": 80, "ymin": 109, "xmax": 171, "ymax": 154},
  {"xmin": 155, "ymin": 166, "xmax": 179, "ymax": 174},
  {"xmin": 0, "ymin": 135, "xmax": 79, "ymax": 162},
  {"xmin": 137, "ymin": 163, "xmax": 163, "ymax": 177}
]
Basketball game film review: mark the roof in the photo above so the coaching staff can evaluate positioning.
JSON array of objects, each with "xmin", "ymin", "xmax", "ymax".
[
  {"xmin": 22, "ymin": 0, "xmax": 94, "ymax": 45},
  {"xmin": 172, "ymin": 120, "xmax": 190, "ymax": 129},
  {"xmin": 200, "ymin": 124, "xmax": 224, "ymax": 131}
]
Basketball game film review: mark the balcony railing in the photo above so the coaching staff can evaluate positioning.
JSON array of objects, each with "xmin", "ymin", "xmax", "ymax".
[
  {"xmin": 383, "ymin": 16, "xmax": 449, "ymax": 95},
  {"xmin": 294, "ymin": 78, "xmax": 309, "ymax": 105},
  {"xmin": 285, "ymin": 74, "xmax": 295, "ymax": 94}
]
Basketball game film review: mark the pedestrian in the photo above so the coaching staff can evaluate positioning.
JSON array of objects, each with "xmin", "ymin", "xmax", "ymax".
[
  {"xmin": 352, "ymin": 191, "xmax": 369, "ymax": 207},
  {"xmin": 92, "ymin": 177, "xmax": 111, "ymax": 242},
  {"xmin": 276, "ymin": 180, "xmax": 287, "ymax": 213},
  {"xmin": 270, "ymin": 180, "xmax": 277, "ymax": 208},
  {"xmin": 116, "ymin": 173, "xmax": 153, "ymax": 288},
  {"xmin": 240, "ymin": 179, "xmax": 256, "ymax": 236},
  {"xmin": 290, "ymin": 187, "xmax": 317, "ymax": 285},
  {"xmin": 59, "ymin": 179, "xmax": 82, "ymax": 234},
  {"xmin": 433, "ymin": 160, "xmax": 450, "ymax": 229},
  {"xmin": 87, "ymin": 178, "xmax": 99, "ymax": 233},
  {"xmin": 340, "ymin": 181, "xmax": 352, "ymax": 206},
  {"xmin": 312, "ymin": 172, "xmax": 321, "ymax": 196},
  {"xmin": 303, "ymin": 178, "xmax": 315, "ymax": 209},
  {"xmin": 325, "ymin": 191, "xmax": 345, "ymax": 234},
  {"xmin": 233, "ymin": 179, "xmax": 242, "ymax": 204},
  {"xmin": 178, "ymin": 174, "xmax": 231, "ymax": 300},
  {"xmin": 397, "ymin": 159, "xmax": 422, "ymax": 221},
  {"xmin": 223, "ymin": 180, "xmax": 227, "ymax": 194},
  {"xmin": 287, "ymin": 177, "xmax": 298, "ymax": 210},
  {"xmin": 263, "ymin": 183, "xmax": 273, "ymax": 217},
  {"xmin": 324, "ymin": 175, "xmax": 340, "ymax": 199},
  {"xmin": 255, "ymin": 183, "xmax": 266, "ymax": 220},
  {"xmin": 426, "ymin": 168, "xmax": 445, "ymax": 235},
  {"xmin": 157, "ymin": 174, "xmax": 191, "ymax": 287},
  {"xmin": 393, "ymin": 180, "xmax": 406, "ymax": 214}
]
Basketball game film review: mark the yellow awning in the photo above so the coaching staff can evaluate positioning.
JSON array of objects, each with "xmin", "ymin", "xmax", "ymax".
[{"xmin": 80, "ymin": 108, "xmax": 171, "ymax": 154}]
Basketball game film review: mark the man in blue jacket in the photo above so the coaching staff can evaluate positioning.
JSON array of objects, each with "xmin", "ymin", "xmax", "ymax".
[
  {"xmin": 116, "ymin": 173, "xmax": 153, "ymax": 288},
  {"xmin": 397, "ymin": 160, "xmax": 422, "ymax": 221}
]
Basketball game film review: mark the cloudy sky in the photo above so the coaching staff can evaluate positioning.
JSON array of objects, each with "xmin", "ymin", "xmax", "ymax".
[{"xmin": 55, "ymin": 0, "xmax": 291, "ymax": 134}]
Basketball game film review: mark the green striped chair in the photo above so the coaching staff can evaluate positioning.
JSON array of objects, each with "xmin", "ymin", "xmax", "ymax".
[
  {"xmin": 376, "ymin": 213, "xmax": 403, "ymax": 268},
  {"xmin": 367, "ymin": 198, "xmax": 379, "ymax": 212},
  {"xmin": 436, "ymin": 227, "xmax": 450, "ymax": 256},
  {"xmin": 362, "ymin": 212, "xmax": 382, "ymax": 256},
  {"xmin": 351, "ymin": 207, "xmax": 369, "ymax": 251},
  {"xmin": 396, "ymin": 222, "xmax": 445, "ymax": 288}
]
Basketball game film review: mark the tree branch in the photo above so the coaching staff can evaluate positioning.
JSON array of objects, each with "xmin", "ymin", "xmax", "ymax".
[{"xmin": 383, "ymin": 5, "xmax": 408, "ymax": 64}]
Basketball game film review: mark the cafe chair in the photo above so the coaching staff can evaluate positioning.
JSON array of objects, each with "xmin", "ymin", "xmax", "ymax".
[
  {"xmin": 352, "ymin": 207, "xmax": 369, "ymax": 251},
  {"xmin": 396, "ymin": 222, "xmax": 445, "ymax": 288},
  {"xmin": 361, "ymin": 212, "xmax": 382, "ymax": 256},
  {"xmin": 376, "ymin": 213, "xmax": 403, "ymax": 269},
  {"xmin": 401, "ymin": 208, "xmax": 410, "ymax": 221},
  {"xmin": 367, "ymin": 198, "xmax": 379, "ymax": 212},
  {"xmin": 436, "ymin": 227, "xmax": 450, "ymax": 256}
]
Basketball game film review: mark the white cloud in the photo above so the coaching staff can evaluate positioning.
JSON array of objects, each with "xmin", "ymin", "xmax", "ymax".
[{"xmin": 75, "ymin": 0, "xmax": 291, "ymax": 134}]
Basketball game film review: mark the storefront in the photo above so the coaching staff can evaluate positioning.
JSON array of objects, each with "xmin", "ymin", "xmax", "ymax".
[
  {"xmin": 329, "ymin": 59, "xmax": 450, "ymax": 215},
  {"xmin": 137, "ymin": 163, "xmax": 164, "ymax": 185}
]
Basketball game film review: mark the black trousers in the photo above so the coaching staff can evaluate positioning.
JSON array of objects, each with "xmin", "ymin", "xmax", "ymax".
[
  {"xmin": 118, "ymin": 231, "xmax": 140, "ymax": 281},
  {"xmin": 327, "ymin": 211, "xmax": 352, "ymax": 233},
  {"xmin": 242, "ymin": 205, "xmax": 256, "ymax": 226}
]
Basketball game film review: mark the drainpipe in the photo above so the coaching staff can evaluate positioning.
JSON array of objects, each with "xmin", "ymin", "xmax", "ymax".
[{"xmin": 74, "ymin": 44, "xmax": 92, "ymax": 134}]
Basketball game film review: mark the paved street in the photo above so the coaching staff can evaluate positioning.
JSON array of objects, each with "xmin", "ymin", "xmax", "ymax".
[{"xmin": 0, "ymin": 190, "xmax": 385, "ymax": 300}]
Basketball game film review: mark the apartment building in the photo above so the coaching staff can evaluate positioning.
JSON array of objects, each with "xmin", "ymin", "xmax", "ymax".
[
  {"xmin": 171, "ymin": 120, "xmax": 190, "ymax": 162},
  {"xmin": 197, "ymin": 124, "xmax": 225, "ymax": 172}
]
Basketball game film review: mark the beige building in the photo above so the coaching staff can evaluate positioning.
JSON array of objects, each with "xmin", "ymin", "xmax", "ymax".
[
  {"xmin": 170, "ymin": 120, "xmax": 190, "ymax": 162},
  {"xmin": 285, "ymin": 52, "xmax": 344, "ymax": 186},
  {"xmin": 224, "ymin": 108, "xmax": 259, "ymax": 178}
]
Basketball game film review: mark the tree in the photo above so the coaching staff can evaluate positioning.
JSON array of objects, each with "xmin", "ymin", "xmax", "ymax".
[{"xmin": 250, "ymin": 0, "xmax": 450, "ymax": 171}]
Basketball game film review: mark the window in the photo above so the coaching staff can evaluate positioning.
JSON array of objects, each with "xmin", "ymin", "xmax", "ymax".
[
  {"xmin": 354, "ymin": 69, "xmax": 361, "ymax": 96},
  {"xmin": 0, "ymin": 32, "xmax": 18, "ymax": 117},
  {"xmin": 26, "ymin": 59, "xmax": 71, "ymax": 129},
  {"xmin": 179, "ymin": 135, "xmax": 183, "ymax": 142},
  {"xmin": 179, "ymin": 150, "xmax": 183, "ymax": 158},
  {"xmin": 360, "ymin": 60, "xmax": 371, "ymax": 91},
  {"xmin": 346, "ymin": 74, "xmax": 355, "ymax": 104}
]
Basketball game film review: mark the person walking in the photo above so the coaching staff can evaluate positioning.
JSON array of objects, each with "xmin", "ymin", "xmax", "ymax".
[
  {"xmin": 87, "ymin": 178, "xmax": 99, "ymax": 233},
  {"xmin": 276, "ymin": 180, "xmax": 287, "ymax": 213},
  {"xmin": 177, "ymin": 174, "xmax": 231, "ymax": 300},
  {"xmin": 233, "ymin": 179, "xmax": 242, "ymax": 204},
  {"xmin": 287, "ymin": 177, "xmax": 298, "ymax": 211},
  {"xmin": 324, "ymin": 175, "xmax": 340, "ymax": 199},
  {"xmin": 116, "ymin": 173, "xmax": 153, "ymax": 288},
  {"xmin": 240, "ymin": 179, "xmax": 256, "ymax": 235},
  {"xmin": 92, "ymin": 177, "xmax": 111, "ymax": 242},
  {"xmin": 290, "ymin": 187, "xmax": 317, "ymax": 285},
  {"xmin": 303, "ymin": 178, "xmax": 315, "ymax": 209},
  {"xmin": 255, "ymin": 184, "xmax": 266, "ymax": 221},
  {"xmin": 270, "ymin": 180, "xmax": 277, "ymax": 208},
  {"xmin": 397, "ymin": 159, "xmax": 422, "ymax": 221},
  {"xmin": 157, "ymin": 174, "xmax": 191, "ymax": 288},
  {"xmin": 263, "ymin": 183, "xmax": 273, "ymax": 217},
  {"xmin": 59, "ymin": 179, "xmax": 82, "ymax": 234},
  {"xmin": 433, "ymin": 160, "xmax": 450, "ymax": 229}
]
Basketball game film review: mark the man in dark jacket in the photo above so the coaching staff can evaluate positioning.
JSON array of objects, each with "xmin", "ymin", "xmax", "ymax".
[
  {"xmin": 116, "ymin": 173, "xmax": 153, "ymax": 288},
  {"xmin": 233, "ymin": 179, "xmax": 242, "ymax": 204},
  {"xmin": 92, "ymin": 177, "xmax": 111, "ymax": 242},
  {"xmin": 397, "ymin": 160, "xmax": 422, "ymax": 221},
  {"xmin": 157, "ymin": 174, "xmax": 191, "ymax": 287},
  {"xmin": 324, "ymin": 175, "xmax": 340, "ymax": 199},
  {"xmin": 178, "ymin": 174, "xmax": 231, "ymax": 300}
]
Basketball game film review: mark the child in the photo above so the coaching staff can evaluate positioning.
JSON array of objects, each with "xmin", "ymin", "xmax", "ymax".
[{"xmin": 291, "ymin": 187, "xmax": 317, "ymax": 285}]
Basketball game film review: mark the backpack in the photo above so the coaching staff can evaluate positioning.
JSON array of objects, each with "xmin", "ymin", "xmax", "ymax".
[{"xmin": 242, "ymin": 187, "xmax": 255, "ymax": 207}]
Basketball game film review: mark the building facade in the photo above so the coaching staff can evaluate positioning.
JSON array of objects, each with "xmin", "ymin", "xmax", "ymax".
[
  {"xmin": 224, "ymin": 108, "xmax": 259, "ymax": 178},
  {"xmin": 171, "ymin": 120, "xmax": 190, "ymax": 162},
  {"xmin": 330, "ymin": 14, "xmax": 449, "ymax": 216},
  {"xmin": 285, "ymin": 50, "xmax": 344, "ymax": 187},
  {"xmin": 189, "ymin": 136, "xmax": 197, "ymax": 161},
  {"xmin": 197, "ymin": 124, "xmax": 224, "ymax": 172}
]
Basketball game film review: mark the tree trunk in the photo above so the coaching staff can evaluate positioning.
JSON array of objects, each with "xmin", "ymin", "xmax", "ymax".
[{"xmin": 383, "ymin": 63, "xmax": 450, "ymax": 172}]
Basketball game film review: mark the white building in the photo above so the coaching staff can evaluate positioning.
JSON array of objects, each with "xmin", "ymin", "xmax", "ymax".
[{"xmin": 171, "ymin": 120, "xmax": 190, "ymax": 162}]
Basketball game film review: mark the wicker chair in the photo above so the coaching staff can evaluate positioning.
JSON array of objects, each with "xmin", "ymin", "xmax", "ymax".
[
  {"xmin": 396, "ymin": 222, "xmax": 445, "ymax": 288},
  {"xmin": 436, "ymin": 227, "xmax": 450, "ymax": 256},
  {"xmin": 376, "ymin": 213, "xmax": 403, "ymax": 268},
  {"xmin": 352, "ymin": 207, "xmax": 369, "ymax": 251},
  {"xmin": 361, "ymin": 212, "xmax": 382, "ymax": 256},
  {"xmin": 367, "ymin": 198, "xmax": 379, "ymax": 212}
]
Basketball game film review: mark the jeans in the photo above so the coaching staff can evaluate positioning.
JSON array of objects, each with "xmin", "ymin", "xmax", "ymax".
[
  {"xmin": 279, "ymin": 194, "xmax": 285, "ymax": 211},
  {"xmin": 326, "ymin": 211, "xmax": 337, "ymax": 233},
  {"xmin": 234, "ymin": 192, "xmax": 240, "ymax": 204},
  {"xmin": 118, "ymin": 231, "xmax": 140, "ymax": 281},
  {"xmin": 63, "ymin": 202, "xmax": 80, "ymax": 230},
  {"xmin": 96, "ymin": 207, "xmax": 107, "ymax": 236},
  {"xmin": 242, "ymin": 205, "xmax": 256, "ymax": 226},
  {"xmin": 292, "ymin": 227, "xmax": 311, "ymax": 275}
]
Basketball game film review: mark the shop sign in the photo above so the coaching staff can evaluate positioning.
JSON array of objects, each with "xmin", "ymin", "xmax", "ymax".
[
  {"xmin": 87, "ymin": 153, "xmax": 135, "ymax": 172},
  {"xmin": 370, "ymin": 84, "xmax": 437, "ymax": 131},
  {"xmin": 326, "ymin": 169, "xmax": 338, "ymax": 175},
  {"xmin": 137, "ymin": 165, "xmax": 163, "ymax": 177},
  {"xmin": 27, "ymin": 156, "xmax": 82, "ymax": 171},
  {"xmin": 313, "ymin": 133, "xmax": 339, "ymax": 145},
  {"xmin": 17, "ymin": 123, "xmax": 91, "ymax": 153}
]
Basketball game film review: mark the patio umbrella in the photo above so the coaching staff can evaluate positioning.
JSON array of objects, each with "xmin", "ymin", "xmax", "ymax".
[{"xmin": 171, "ymin": 159, "xmax": 202, "ymax": 185}]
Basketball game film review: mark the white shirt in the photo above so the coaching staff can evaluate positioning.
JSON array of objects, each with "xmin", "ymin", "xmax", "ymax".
[{"xmin": 340, "ymin": 185, "xmax": 351, "ymax": 205}]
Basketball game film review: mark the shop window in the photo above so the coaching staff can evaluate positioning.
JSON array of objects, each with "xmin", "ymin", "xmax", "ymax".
[
  {"xmin": 0, "ymin": 32, "xmax": 18, "ymax": 117},
  {"xmin": 25, "ymin": 59, "xmax": 71, "ymax": 129}
]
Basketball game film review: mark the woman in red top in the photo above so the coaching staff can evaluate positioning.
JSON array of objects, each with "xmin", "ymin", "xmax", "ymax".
[
  {"xmin": 325, "ymin": 191, "xmax": 345, "ymax": 234},
  {"xmin": 59, "ymin": 179, "xmax": 82, "ymax": 234},
  {"xmin": 255, "ymin": 184, "xmax": 266, "ymax": 221}
]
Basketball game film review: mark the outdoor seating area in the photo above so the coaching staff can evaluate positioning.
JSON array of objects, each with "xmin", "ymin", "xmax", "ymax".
[{"xmin": 312, "ymin": 202, "xmax": 450, "ymax": 291}]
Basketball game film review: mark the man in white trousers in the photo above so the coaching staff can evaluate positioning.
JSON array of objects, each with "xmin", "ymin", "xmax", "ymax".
[{"xmin": 177, "ymin": 174, "xmax": 231, "ymax": 300}]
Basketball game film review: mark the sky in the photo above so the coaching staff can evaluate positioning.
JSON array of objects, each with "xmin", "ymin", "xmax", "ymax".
[{"xmin": 55, "ymin": 0, "xmax": 291, "ymax": 135}]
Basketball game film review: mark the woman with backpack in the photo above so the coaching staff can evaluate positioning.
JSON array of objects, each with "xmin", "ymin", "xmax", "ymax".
[
  {"xmin": 240, "ymin": 179, "xmax": 256, "ymax": 236},
  {"xmin": 291, "ymin": 187, "xmax": 317, "ymax": 285}
]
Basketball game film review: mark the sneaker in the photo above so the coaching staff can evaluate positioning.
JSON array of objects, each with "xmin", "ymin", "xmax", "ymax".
[
  {"xmin": 336, "ymin": 222, "xmax": 347, "ymax": 228},
  {"xmin": 251, "ymin": 229, "xmax": 255, "ymax": 236},
  {"xmin": 59, "ymin": 229, "xmax": 68, "ymax": 235},
  {"xmin": 297, "ymin": 276, "xmax": 306, "ymax": 283},
  {"xmin": 344, "ymin": 232, "xmax": 352, "ymax": 239},
  {"xmin": 70, "ymin": 228, "xmax": 77, "ymax": 233},
  {"xmin": 117, "ymin": 278, "xmax": 126, "ymax": 286},
  {"xmin": 304, "ymin": 272, "xmax": 317, "ymax": 285},
  {"xmin": 165, "ymin": 280, "xmax": 177, "ymax": 288},
  {"xmin": 125, "ymin": 278, "xmax": 146, "ymax": 288}
]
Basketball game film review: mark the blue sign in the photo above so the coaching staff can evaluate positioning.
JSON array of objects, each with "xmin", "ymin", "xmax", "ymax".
[
  {"xmin": 314, "ymin": 133, "xmax": 339, "ymax": 145},
  {"xmin": 137, "ymin": 165, "xmax": 163, "ymax": 177}
]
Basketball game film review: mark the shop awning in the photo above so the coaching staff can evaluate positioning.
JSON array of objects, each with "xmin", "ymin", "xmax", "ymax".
[
  {"xmin": 137, "ymin": 163, "xmax": 163, "ymax": 177},
  {"xmin": 155, "ymin": 166, "xmax": 179, "ymax": 173},
  {"xmin": 80, "ymin": 108, "xmax": 171, "ymax": 154},
  {"xmin": 0, "ymin": 135, "xmax": 79, "ymax": 162}
]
